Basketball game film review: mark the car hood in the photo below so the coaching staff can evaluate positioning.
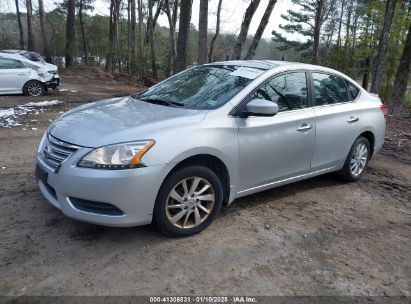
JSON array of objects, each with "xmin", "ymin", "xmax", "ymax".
[
  {"xmin": 49, "ymin": 96, "xmax": 207, "ymax": 147},
  {"xmin": 45, "ymin": 62, "xmax": 58, "ymax": 71}
]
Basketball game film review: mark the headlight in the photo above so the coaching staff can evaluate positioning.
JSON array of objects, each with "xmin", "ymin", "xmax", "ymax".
[{"xmin": 77, "ymin": 140, "xmax": 155, "ymax": 169}]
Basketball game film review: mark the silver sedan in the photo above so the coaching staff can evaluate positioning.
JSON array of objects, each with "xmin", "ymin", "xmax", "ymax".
[{"xmin": 36, "ymin": 60, "xmax": 386, "ymax": 236}]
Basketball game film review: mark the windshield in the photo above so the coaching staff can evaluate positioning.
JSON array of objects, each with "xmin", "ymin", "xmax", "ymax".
[
  {"xmin": 138, "ymin": 65, "xmax": 263, "ymax": 109},
  {"xmin": 21, "ymin": 52, "xmax": 45, "ymax": 63}
]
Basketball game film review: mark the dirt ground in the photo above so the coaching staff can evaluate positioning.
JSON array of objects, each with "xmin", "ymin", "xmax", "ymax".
[{"xmin": 0, "ymin": 72, "xmax": 410, "ymax": 298}]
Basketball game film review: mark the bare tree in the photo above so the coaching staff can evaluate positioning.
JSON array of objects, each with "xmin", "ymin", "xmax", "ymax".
[
  {"xmin": 370, "ymin": 0, "xmax": 398, "ymax": 93},
  {"xmin": 312, "ymin": 0, "xmax": 324, "ymax": 64},
  {"xmin": 147, "ymin": 0, "xmax": 158, "ymax": 78},
  {"xmin": 175, "ymin": 0, "xmax": 193, "ymax": 73},
  {"xmin": 208, "ymin": 0, "xmax": 222, "ymax": 63},
  {"xmin": 390, "ymin": 23, "xmax": 411, "ymax": 116},
  {"xmin": 145, "ymin": 0, "xmax": 165, "ymax": 44},
  {"xmin": 245, "ymin": 0, "xmax": 277, "ymax": 60},
  {"xmin": 130, "ymin": 0, "xmax": 136, "ymax": 72},
  {"xmin": 78, "ymin": 0, "xmax": 88, "ymax": 63},
  {"xmin": 164, "ymin": 0, "xmax": 179, "ymax": 74},
  {"xmin": 106, "ymin": 0, "xmax": 121, "ymax": 72},
  {"xmin": 26, "ymin": 0, "xmax": 36, "ymax": 51},
  {"xmin": 38, "ymin": 0, "xmax": 52, "ymax": 62},
  {"xmin": 232, "ymin": 0, "xmax": 261, "ymax": 60},
  {"xmin": 15, "ymin": 0, "xmax": 24, "ymax": 49},
  {"xmin": 197, "ymin": 0, "xmax": 208, "ymax": 64},
  {"xmin": 137, "ymin": 0, "xmax": 144, "ymax": 77},
  {"xmin": 65, "ymin": 0, "xmax": 76, "ymax": 67},
  {"xmin": 336, "ymin": 0, "xmax": 346, "ymax": 48}
]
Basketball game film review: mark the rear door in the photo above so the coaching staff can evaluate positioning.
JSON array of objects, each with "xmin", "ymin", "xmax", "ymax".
[
  {"xmin": 0, "ymin": 58, "xmax": 31, "ymax": 93},
  {"xmin": 310, "ymin": 72, "xmax": 361, "ymax": 171}
]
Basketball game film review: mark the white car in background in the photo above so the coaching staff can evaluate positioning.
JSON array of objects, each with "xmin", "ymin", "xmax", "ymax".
[
  {"xmin": 0, "ymin": 49, "xmax": 58, "ymax": 71},
  {"xmin": 0, "ymin": 52, "xmax": 60, "ymax": 97}
]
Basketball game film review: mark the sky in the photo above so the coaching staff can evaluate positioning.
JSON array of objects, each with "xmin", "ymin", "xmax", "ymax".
[{"xmin": 0, "ymin": 0, "xmax": 298, "ymax": 39}]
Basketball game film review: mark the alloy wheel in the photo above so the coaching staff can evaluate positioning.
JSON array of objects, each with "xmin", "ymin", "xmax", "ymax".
[
  {"xmin": 350, "ymin": 143, "xmax": 368, "ymax": 176},
  {"xmin": 165, "ymin": 176, "xmax": 215, "ymax": 229},
  {"xmin": 27, "ymin": 82, "xmax": 43, "ymax": 96}
]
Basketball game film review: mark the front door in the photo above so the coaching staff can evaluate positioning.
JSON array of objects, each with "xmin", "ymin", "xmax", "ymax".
[
  {"xmin": 236, "ymin": 72, "xmax": 316, "ymax": 192},
  {"xmin": 0, "ymin": 58, "xmax": 30, "ymax": 93}
]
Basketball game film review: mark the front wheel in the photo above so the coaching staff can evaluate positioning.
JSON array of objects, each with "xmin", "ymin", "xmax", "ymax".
[
  {"xmin": 153, "ymin": 166, "xmax": 223, "ymax": 237},
  {"xmin": 339, "ymin": 137, "xmax": 371, "ymax": 182},
  {"xmin": 23, "ymin": 80, "xmax": 45, "ymax": 97}
]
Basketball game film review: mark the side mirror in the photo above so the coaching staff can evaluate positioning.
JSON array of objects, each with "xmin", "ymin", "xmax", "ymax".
[{"xmin": 244, "ymin": 98, "xmax": 279, "ymax": 117}]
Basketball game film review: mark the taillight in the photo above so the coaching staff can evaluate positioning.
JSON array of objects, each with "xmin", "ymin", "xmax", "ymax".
[{"xmin": 380, "ymin": 104, "xmax": 388, "ymax": 120}]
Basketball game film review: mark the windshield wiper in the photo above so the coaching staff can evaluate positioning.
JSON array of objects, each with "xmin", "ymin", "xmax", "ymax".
[{"xmin": 140, "ymin": 97, "xmax": 185, "ymax": 107}]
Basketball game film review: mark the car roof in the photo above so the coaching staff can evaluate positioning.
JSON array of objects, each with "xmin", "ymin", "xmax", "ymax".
[
  {"xmin": 0, "ymin": 50, "xmax": 24, "ymax": 54},
  {"xmin": 208, "ymin": 60, "xmax": 340, "ymax": 73},
  {"xmin": 0, "ymin": 52, "xmax": 24, "ymax": 60},
  {"xmin": 0, "ymin": 52, "xmax": 43, "ymax": 66},
  {"xmin": 208, "ymin": 60, "xmax": 358, "ymax": 82}
]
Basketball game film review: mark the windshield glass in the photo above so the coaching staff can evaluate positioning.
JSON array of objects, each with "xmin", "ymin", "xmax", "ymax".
[{"xmin": 139, "ymin": 65, "xmax": 263, "ymax": 109}]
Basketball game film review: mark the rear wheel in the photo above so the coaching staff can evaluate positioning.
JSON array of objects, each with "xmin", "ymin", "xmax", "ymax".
[
  {"xmin": 339, "ymin": 137, "xmax": 371, "ymax": 182},
  {"xmin": 23, "ymin": 80, "xmax": 45, "ymax": 97},
  {"xmin": 153, "ymin": 166, "xmax": 223, "ymax": 237}
]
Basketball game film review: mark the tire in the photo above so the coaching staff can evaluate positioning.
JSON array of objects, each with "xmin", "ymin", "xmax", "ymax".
[
  {"xmin": 23, "ymin": 80, "xmax": 45, "ymax": 97},
  {"xmin": 153, "ymin": 166, "xmax": 223, "ymax": 237},
  {"xmin": 339, "ymin": 137, "xmax": 371, "ymax": 182}
]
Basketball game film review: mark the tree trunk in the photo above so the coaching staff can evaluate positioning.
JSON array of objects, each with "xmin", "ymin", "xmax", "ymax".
[
  {"xmin": 208, "ymin": 0, "xmax": 222, "ymax": 62},
  {"xmin": 106, "ymin": 0, "xmax": 120, "ymax": 73},
  {"xmin": 232, "ymin": 0, "xmax": 261, "ymax": 60},
  {"xmin": 15, "ymin": 0, "xmax": 24, "ymax": 49},
  {"xmin": 127, "ymin": 0, "xmax": 131, "ymax": 72},
  {"xmin": 175, "ymin": 0, "xmax": 193, "ymax": 73},
  {"xmin": 65, "ymin": 0, "xmax": 76, "ymax": 67},
  {"xmin": 390, "ymin": 23, "xmax": 411, "ymax": 116},
  {"xmin": 164, "ymin": 0, "xmax": 178, "ymax": 74},
  {"xmin": 130, "ymin": 0, "xmax": 136, "ymax": 73},
  {"xmin": 362, "ymin": 57, "xmax": 370, "ymax": 90},
  {"xmin": 137, "ymin": 0, "xmax": 144, "ymax": 77},
  {"xmin": 26, "ymin": 0, "xmax": 36, "ymax": 51},
  {"xmin": 147, "ymin": 0, "xmax": 157, "ymax": 78},
  {"xmin": 245, "ymin": 0, "xmax": 277, "ymax": 60},
  {"xmin": 312, "ymin": 0, "xmax": 324, "ymax": 64},
  {"xmin": 336, "ymin": 0, "xmax": 345, "ymax": 48},
  {"xmin": 145, "ymin": 0, "xmax": 164, "ymax": 44},
  {"xmin": 79, "ymin": 0, "xmax": 88, "ymax": 64},
  {"xmin": 370, "ymin": 0, "xmax": 398, "ymax": 93},
  {"xmin": 38, "ymin": 0, "xmax": 52, "ymax": 62},
  {"xmin": 197, "ymin": 0, "xmax": 208, "ymax": 64},
  {"xmin": 344, "ymin": 0, "xmax": 354, "ymax": 50}
]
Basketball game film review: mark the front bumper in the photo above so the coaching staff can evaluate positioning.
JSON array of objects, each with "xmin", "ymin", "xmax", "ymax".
[
  {"xmin": 35, "ymin": 148, "xmax": 169, "ymax": 227},
  {"xmin": 43, "ymin": 74, "xmax": 61, "ymax": 89}
]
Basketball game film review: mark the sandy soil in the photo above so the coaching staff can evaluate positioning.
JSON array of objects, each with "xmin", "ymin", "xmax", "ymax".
[{"xmin": 0, "ymin": 74, "xmax": 410, "ymax": 297}]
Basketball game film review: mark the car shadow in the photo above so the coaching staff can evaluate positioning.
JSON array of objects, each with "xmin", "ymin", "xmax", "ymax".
[
  {"xmin": 54, "ymin": 172, "xmax": 345, "ymax": 245},
  {"xmin": 221, "ymin": 173, "xmax": 345, "ymax": 216}
]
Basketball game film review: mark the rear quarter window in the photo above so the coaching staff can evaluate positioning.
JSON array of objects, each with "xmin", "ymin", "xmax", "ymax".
[{"xmin": 347, "ymin": 81, "xmax": 360, "ymax": 100}]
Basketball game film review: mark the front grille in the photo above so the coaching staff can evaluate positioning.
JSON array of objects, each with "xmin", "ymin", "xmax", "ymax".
[
  {"xmin": 70, "ymin": 197, "xmax": 124, "ymax": 216},
  {"xmin": 41, "ymin": 133, "xmax": 81, "ymax": 172}
]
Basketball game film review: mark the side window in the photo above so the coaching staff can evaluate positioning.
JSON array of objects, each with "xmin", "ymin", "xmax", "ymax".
[
  {"xmin": 312, "ymin": 73, "xmax": 349, "ymax": 105},
  {"xmin": 252, "ymin": 72, "xmax": 308, "ymax": 112},
  {"xmin": 347, "ymin": 81, "xmax": 360, "ymax": 100},
  {"xmin": 0, "ymin": 59, "xmax": 24, "ymax": 69}
]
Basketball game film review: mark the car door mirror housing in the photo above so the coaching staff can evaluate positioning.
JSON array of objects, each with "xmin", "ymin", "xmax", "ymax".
[{"xmin": 243, "ymin": 98, "xmax": 279, "ymax": 117}]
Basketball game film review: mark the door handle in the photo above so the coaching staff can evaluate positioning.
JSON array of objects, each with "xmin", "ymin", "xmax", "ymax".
[
  {"xmin": 347, "ymin": 116, "xmax": 359, "ymax": 123},
  {"xmin": 17, "ymin": 73, "xmax": 26, "ymax": 76},
  {"xmin": 297, "ymin": 123, "xmax": 312, "ymax": 132}
]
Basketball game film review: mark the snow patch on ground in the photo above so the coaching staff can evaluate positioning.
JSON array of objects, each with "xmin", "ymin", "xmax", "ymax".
[
  {"xmin": 0, "ymin": 109, "xmax": 15, "ymax": 118},
  {"xmin": 24, "ymin": 100, "xmax": 63, "ymax": 107},
  {"xmin": 0, "ymin": 100, "xmax": 65, "ymax": 128}
]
